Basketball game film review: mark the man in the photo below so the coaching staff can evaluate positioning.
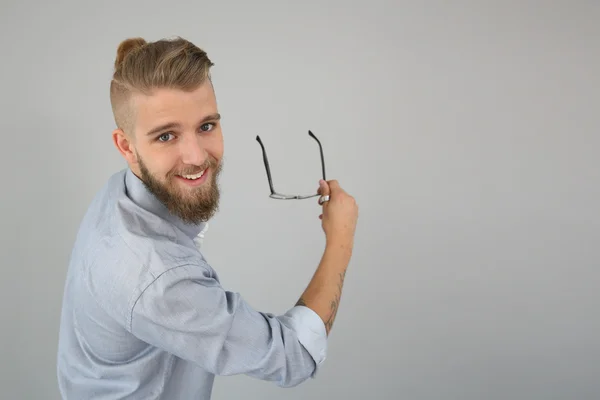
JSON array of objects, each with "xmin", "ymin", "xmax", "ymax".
[{"xmin": 56, "ymin": 36, "xmax": 358, "ymax": 399}]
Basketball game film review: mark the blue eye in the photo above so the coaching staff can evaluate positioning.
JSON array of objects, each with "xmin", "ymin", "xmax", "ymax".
[
  {"xmin": 200, "ymin": 123, "xmax": 214, "ymax": 132},
  {"xmin": 158, "ymin": 133, "xmax": 173, "ymax": 142}
]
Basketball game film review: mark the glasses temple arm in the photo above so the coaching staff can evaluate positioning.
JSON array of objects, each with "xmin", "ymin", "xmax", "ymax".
[
  {"xmin": 308, "ymin": 130, "xmax": 326, "ymax": 181},
  {"xmin": 255, "ymin": 135, "xmax": 276, "ymax": 195}
]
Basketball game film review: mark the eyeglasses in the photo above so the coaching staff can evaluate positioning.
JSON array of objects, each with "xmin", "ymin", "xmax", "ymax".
[{"xmin": 256, "ymin": 130, "xmax": 326, "ymax": 200}]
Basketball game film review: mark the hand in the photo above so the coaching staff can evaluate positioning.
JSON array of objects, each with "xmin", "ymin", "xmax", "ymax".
[{"xmin": 317, "ymin": 179, "xmax": 358, "ymax": 246}]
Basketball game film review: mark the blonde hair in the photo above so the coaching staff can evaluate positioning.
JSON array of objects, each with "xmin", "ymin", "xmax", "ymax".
[{"xmin": 109, "ymin": 36, "xmax": 214, "ymax": 135}]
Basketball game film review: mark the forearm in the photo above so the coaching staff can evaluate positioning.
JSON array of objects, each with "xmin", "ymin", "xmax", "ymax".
[{"xmin": 295, "ymin": 239, "xmax": 353, "ymax": 335}]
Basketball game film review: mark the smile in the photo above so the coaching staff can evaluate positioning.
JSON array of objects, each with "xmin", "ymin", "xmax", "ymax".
[
  {"xmin": 175, "ymin": 168, "xmax": 209, "ymax": 187},
  {"xmin": 180, "ymin": 169, "xmax": 206, "ymax": 180}
]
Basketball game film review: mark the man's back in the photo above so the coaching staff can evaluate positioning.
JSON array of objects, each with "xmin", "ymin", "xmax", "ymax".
[{"xmin": 56, "ymin": 168, "xmax": 326, "ymax": 399}]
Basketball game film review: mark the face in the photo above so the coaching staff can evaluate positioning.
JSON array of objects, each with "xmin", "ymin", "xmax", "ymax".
[{"xmin": 113, "ymin": 80, "xmax": 224, "ymax": 224}]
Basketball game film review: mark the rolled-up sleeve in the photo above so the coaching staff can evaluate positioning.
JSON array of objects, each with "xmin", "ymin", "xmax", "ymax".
[{"xmin": 128, "ymin": 263, "xmax": 327, "ymax": 387}]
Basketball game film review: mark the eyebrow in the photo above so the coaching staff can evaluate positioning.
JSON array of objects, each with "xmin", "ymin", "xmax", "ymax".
[{"xmin": 145, "ymin": 113, "xmax": 221, "ymax": 136}]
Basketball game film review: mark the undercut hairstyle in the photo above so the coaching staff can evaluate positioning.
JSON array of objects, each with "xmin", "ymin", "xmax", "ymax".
[{"xmin": 109, "ymin": 36, "xmax": 214, "ymax": 136}]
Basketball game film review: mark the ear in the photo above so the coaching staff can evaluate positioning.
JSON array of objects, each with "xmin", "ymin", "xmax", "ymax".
[{"xmin": 112, "ymin": 128, "xmax": 138, "ymax": 165}]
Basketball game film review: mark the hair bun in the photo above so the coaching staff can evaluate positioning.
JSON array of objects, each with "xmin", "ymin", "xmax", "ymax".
[{"xmin": 115, "ymin": 37, "xmax": 147, "ymax": 69}]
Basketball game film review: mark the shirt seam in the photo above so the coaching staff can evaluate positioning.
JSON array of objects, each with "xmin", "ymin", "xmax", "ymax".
[
  {"xmin": 128, "ymin": 263, "xmax": 197, "ymax": 332},
  {"xmin": 111, "ymin": 223, "xmax": 197, "ymax": 331}
]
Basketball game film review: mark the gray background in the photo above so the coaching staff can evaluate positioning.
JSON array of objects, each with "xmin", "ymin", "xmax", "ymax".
[{"xmin": 1, "ymin": 1, "xmax": 599, "ymax": 399}]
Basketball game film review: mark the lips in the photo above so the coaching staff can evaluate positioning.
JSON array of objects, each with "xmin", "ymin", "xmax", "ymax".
[
  {"xmin": 180, "ymin": 169, "xmax": 206, "ymax": 180},
  {"xmin": 174, "ymin": 167, "xmax": 210, "ymax": 187}
]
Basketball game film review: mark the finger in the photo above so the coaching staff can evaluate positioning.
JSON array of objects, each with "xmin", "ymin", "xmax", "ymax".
[
  {"xmin": 327, "ymin": 179, "xmax": 340, "ymax": 192},
  {"xmin": 317, "ymin": 181, "xmax": 330, "ymax": 206},
  {"xmin": 319, "ymin": 179, "xmax": 330, "ymax": 196},
  {"xmin": 327, "ymin": 180, "xmax": 348, "ymax": 197}
]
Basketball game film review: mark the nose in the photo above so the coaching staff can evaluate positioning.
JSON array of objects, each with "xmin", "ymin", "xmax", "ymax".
[{"xmin": 179, "ymin": 133, "xmax": 207, "ymax": 166}]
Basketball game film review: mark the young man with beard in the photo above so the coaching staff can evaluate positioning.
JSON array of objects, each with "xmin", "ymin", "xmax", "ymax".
[{"xmin": 56, "ymin": 36, "xmax": 358, "ymax": 399}]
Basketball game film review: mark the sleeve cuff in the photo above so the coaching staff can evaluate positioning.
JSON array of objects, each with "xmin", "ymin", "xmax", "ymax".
[{"xmin": 281, "ymin": 305, "xmax": 328, "ymax": 377}]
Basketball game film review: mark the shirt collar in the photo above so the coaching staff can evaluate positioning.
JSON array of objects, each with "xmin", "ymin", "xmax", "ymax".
[{"xmin": 124, "ymin": 167, "xmax": 207, "ymax": 240}]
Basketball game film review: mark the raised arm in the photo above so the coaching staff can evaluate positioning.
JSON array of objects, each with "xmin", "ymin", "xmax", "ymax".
[
  {"xmin": 128, "ymin": 180, "xmax": 357, "ymax": 387},
  {"xmin": 295, "ymin": 179, "xmax": 359, "ymax": 335}
]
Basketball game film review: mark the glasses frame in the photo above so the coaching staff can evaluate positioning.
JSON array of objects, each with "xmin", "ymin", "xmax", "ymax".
[{"xmin": 256, "ymin": 130, "xmax": 326, "ymax": 200}]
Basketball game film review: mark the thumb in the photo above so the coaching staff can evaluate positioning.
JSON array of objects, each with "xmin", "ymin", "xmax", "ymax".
[{"xmin": 318, "ymin": 179, "xmax": 330, "ymax": 197}]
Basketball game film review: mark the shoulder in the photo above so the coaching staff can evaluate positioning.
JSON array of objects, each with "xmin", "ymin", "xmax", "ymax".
[
  {"xmin": 73, "ymin": 169, "xmax": 208, "ymax": 327},
  {"xmin": 81, "ymin": 226, "xmax": 212, "ymax": 331}
]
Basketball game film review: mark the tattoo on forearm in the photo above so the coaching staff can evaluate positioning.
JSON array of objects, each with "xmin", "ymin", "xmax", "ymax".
[
  {"xmin": 295, "ymin": 269, "xmax": 347, "ymax": 334},
  {"xmin": 324, "ymin": 270, "xmax": 346, "ymax": 333}
]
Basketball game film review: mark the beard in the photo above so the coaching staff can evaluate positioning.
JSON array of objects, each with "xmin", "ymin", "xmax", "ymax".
[{"xmin": 137, "ymin": 153, "xmax": 223, "ymax": 225}]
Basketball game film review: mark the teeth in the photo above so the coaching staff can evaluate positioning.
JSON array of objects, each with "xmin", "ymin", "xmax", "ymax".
[{"xmin": 182, "ymin": 170, "xmax": 205, "ymax": 180}]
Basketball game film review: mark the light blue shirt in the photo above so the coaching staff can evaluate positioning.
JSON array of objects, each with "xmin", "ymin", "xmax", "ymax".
[{"xmin": 56, "ymin": 168, "xmax": 327, "ymax": 399}]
